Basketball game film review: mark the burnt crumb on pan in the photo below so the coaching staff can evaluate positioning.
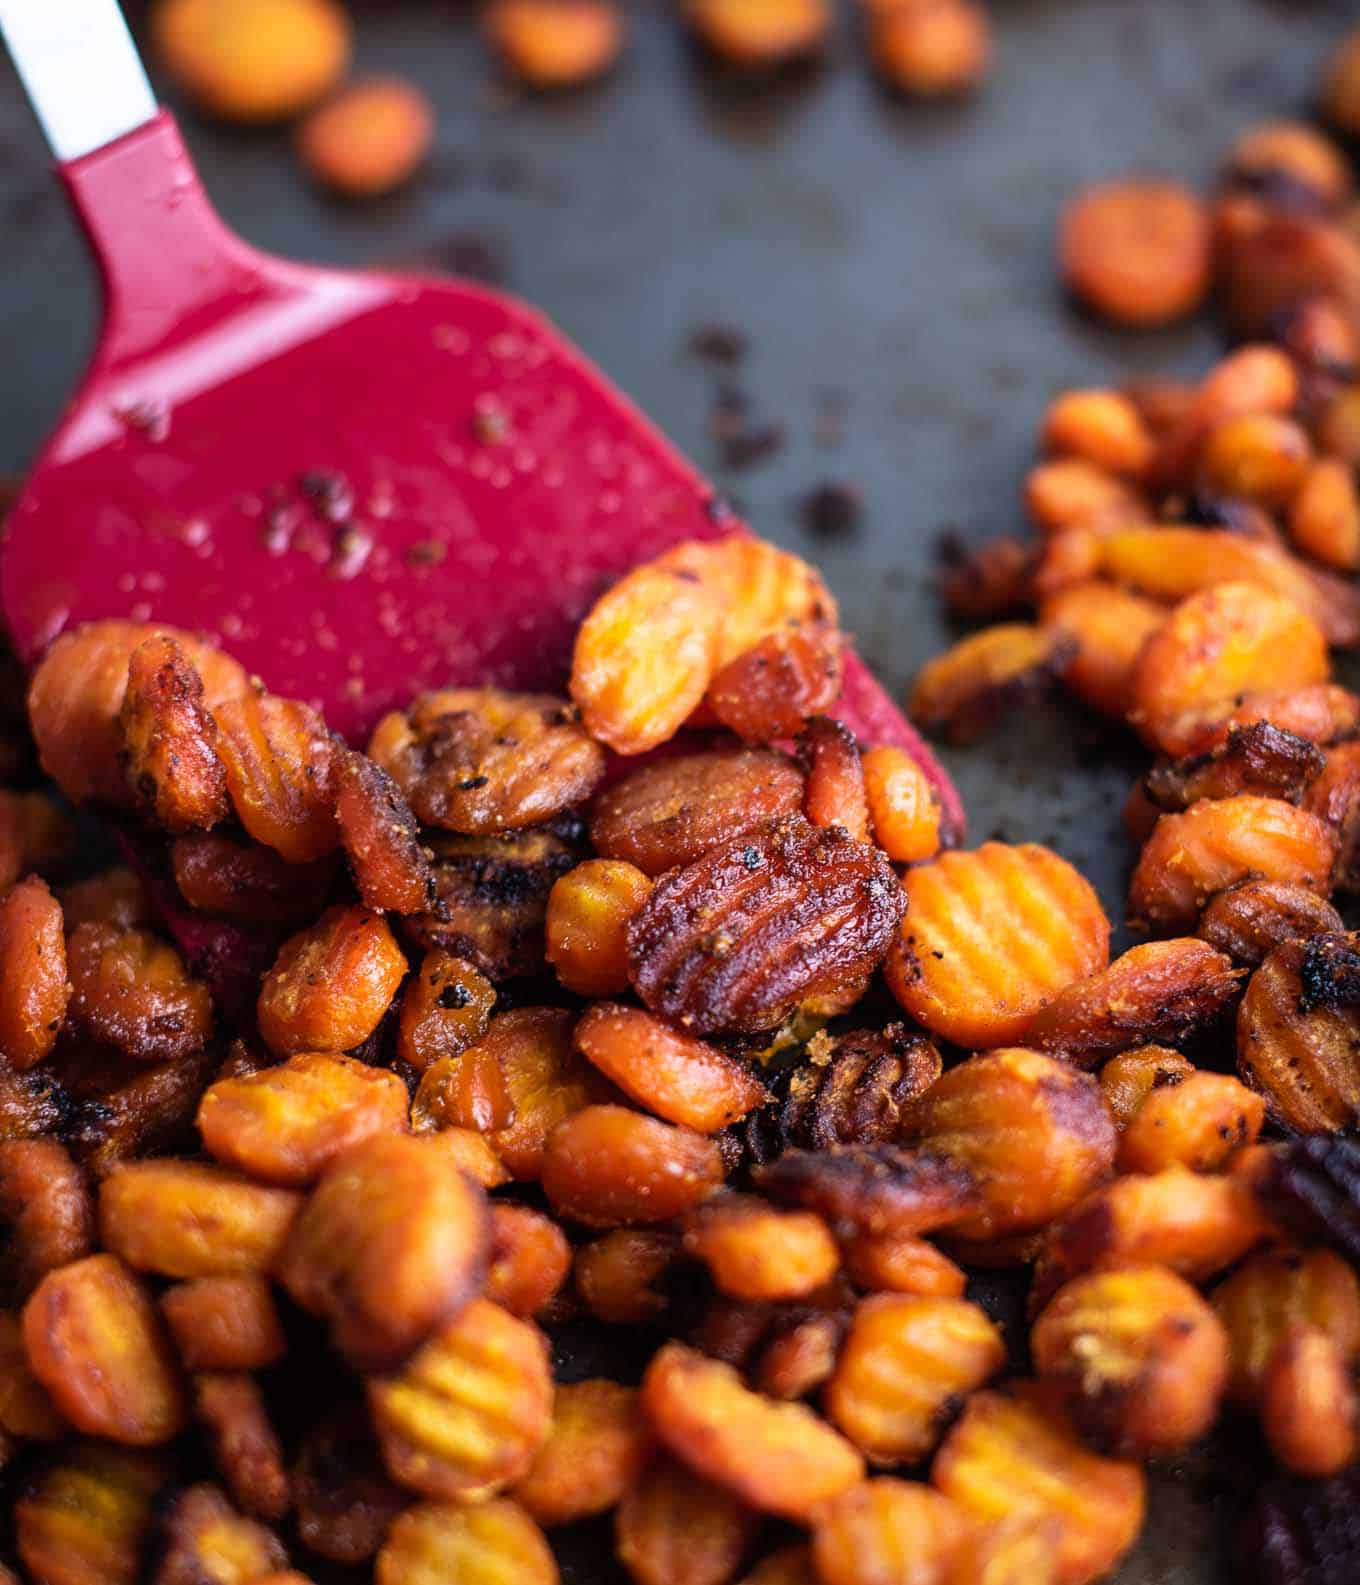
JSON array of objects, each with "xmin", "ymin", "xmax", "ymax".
[
  {"xmin": 708, "ymin": 381, "xmax": 787, "ymax": 470},
  {"xmin": 722, "ymin": 418, "xmax": 786, "ymax": 470},
  {"xmin": 386, "ymin": 233, "xmax": 510, "ymax": 286},
  {"xmin": 688, "ymin": 323, "xmax": 748, "ymax": 365},
  {"xmin": 800, "ymin": 481, "xmax": 863, "ymax": 538},
  {"xmin": 437, "ymin": 234, "xmax": 509, "ymax": 284},
  {"xmin": 373, "ymin": 231, "xmax": 509, "ymax": 287},
  {"xmin": 1298, "ymin": 933, "xmax": 1360, "ymax": 1014}
]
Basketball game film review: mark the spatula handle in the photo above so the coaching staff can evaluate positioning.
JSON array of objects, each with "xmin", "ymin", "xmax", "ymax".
[
  {"xmin": 0, "ymin": 3, "xmax": 284, "ymax": 373},
  {"xmin": 0, "ymin": 0, "xmax": 156, "ymax": 162}
]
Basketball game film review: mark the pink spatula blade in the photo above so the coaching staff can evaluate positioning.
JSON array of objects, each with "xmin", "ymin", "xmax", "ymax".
[{"xmin": 1, "ymin": 112, "xmax": 962, "ymax": 840}]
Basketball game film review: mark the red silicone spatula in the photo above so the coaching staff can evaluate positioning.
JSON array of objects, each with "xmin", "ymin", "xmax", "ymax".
[{"xmin": 0, "ymin": 2, "xmax": 961, "ymax": 840}]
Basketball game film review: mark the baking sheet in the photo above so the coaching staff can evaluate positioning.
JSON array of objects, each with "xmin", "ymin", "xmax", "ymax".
[{"xmin": 0, "ymin": 2, "xmax": 1351, "ymax": 1577}]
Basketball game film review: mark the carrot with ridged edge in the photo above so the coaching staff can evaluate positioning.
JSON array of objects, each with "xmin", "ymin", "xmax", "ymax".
[
  {"xmin": 1034, "ymin": 1166, "xmax": 1269, "ymax": 1311},
  {"xmin": 812, "ymin": 1479, "xmax": 973, "ymax": 1585},
  {"xmin": 931, "ymin": 1386, "xmax": 1145, "ymax": 1585},
  {"xmin": 1128, "ymin": 582, "xmax": 1330, "ymax": 756},
  {"xmin": 885, "ymin": 842, "xmax": 1109, "ymax": 1048},
  {"xmin": 1039, "ymin": 581, "xmax": 1166, "ymax": 719},
  {"xmin": 1024, "ymin": 939, "xmax": 1239, "ymax": 1064},
  {"xmin": 1105, "ymin": 530, "xmax": 1356, "ymax": 649},
  {"xmin": 570, "ymin": 537, "xmax": 835, "ymax": 756},
  {"xmin": 1212, "ymin": 1248, "xmax": 1360, "ymax": 1406},
  {"xmin": 824, "ymin": 1294, "xmax": 1005, "ymax": 1464},
  {"xmin": 899, "ymin": 1048, "xmax": 1116, "ymax": 1243},
  {"xmin": 367, "ymin": 1298, "xmax": 552, "ymax": 1502},
  {"xmin": 1031, "ymin": 1267, "xmax": 1227, "ymax": 1459},
  {"xmin": 1190, "ymin": 684, "xmax": 1360, "ymax": 755},
  {"xmin": 1129, "ymin": 795, "xmax": 1336, "ymax": 934},
  {"xmin": 1236, "ymin": 934, "xmax": 1360, "ymax": 1132},
  {"xmin": 514, "ymin": 1379, "xmax": 646, "ymax": 1526},
  {"xmin": 641, "ymin": 1341, "xmax": 864, "ymax": 1522},
  {"xmin": 615, "ymin": 1455, "xmax": 758, "ymax": 1585},
  {"xmin": 375, "ymin": 1497, "xmax": 557, "ymax": 1585},
  {"xmin": 575, "ymin": 1003, "xmax": 765, "ymax": 1134},
  {"xmin": 1118, "ymin": 1071, "xmax": 1264, "ymax": 1173}
]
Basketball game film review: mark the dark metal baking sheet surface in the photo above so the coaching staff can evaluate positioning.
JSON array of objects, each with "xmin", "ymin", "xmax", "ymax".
[{"xmin": 0, "ymin": 3, "xmax": 1349, "ymax": 1579}]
